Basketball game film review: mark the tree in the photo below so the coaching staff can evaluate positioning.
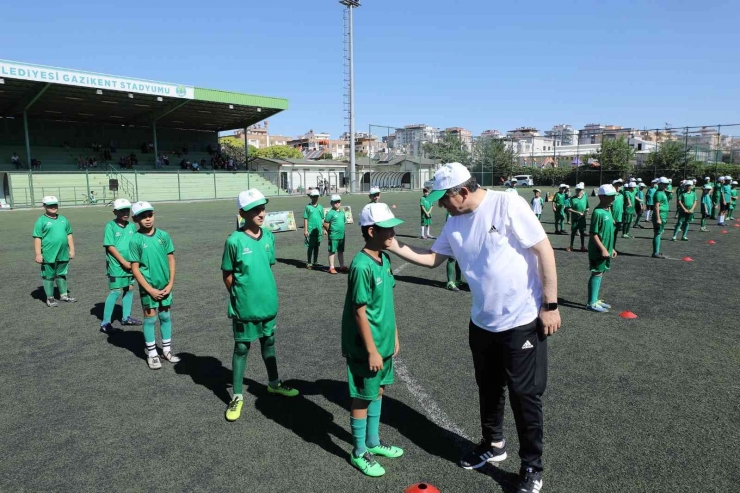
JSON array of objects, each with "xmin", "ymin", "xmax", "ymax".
[
  {"xmin": 645, "ymin": 140, "xmax": 689, "ymax": 172},
  {"xmin": 535, "ymin": 166, "xmax": 572, "ymax": 187},
  {"xmin": 423, "ymin": 134, "xmax": 471, "ymax": 166},
  {"xmin": 254, "ymin": 145, "xmax": 303, "ymax": 160},
  {"xmin": 472, "ymin": 137, "xmax": 517, "ymax": 176},
  {"xmin": 321, "ymin": 152, "xmax": 333, "ymax": 160},
  {"xmin": 595, "ymin": 136, "xmax": 635, "ymax": 171}
]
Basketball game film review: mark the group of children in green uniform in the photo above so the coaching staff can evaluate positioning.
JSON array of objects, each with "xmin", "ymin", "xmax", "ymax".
[{"xmin": 32, "ymin": 188, "xmax": 409, "ymax": 479}]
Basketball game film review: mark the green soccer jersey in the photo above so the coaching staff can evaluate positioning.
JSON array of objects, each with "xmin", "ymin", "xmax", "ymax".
[
  {"xmin": 623, "ymin": 190, "xmax": 636, "ymax": 214},
  {"xmin": 569, "ymin": 194, "xmax": 589, "ymax": 214},
  {"xmin": 553, "ymin": 192, "xmax": 566, "ymax": 207},
  {"xmin": 341, "ymin": 251, "xmax": 397, "ymax": 361},
  {"xmin": 588, "ymin": 208, "xmax": 615, "ymax": 260},
  {"xmin": 221, "ymin": 228, "xmax": 278, "ymax": 321},
  {"xmin": 129, "ymin": 228, "xmax": 175, "ymax": 290},
  {"xmin": 731, "ymin": 188, "xmax": 738, "ymax": 204},
  {"xmin": 701, "ymin": 193, "xmax": 713, "ymax": 213},
  {"xmin": 654, "ymin": 190, "xmax": 669, "ymax": 220},
  {"xmin": 103, "ymin": 220, "xmax": 136, "ymax": 277},
  {"xmin": 324, "ymin": 208, "xmax": 346, "ymax": 240},
  {"xmin": 611, "ymin": 192, "xmax": 624, "ymax": 222},
  {"xmin": 420, "ymin": 196, "xmax": 433, "ymax": 218},
  {"xmin": 33, "ymin": 214, "xmax": 72, "ymax": 263},
  {"xmin": 721, "ymin": 184, "xmax": 732, "ymax": 203},
  {"xmin": 303, "ymin": 203, "xmax": 325, "ymax": 233},
  {"xmin": 712, "ymin": 184, "xmax": 721, "ymax": 203},
  {"xmin": 646, "ymin": 186, "xmax": 657, "ymax": 206},
  {"xmin": 680, "ymin": 190, "xmax": 696, "ymax": 212}
]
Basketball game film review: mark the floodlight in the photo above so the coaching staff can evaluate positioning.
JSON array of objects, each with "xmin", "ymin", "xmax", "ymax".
[
  {"xmin": 96, "ymin": 89, "xmax": 103, "ymax": 95},
  {"xmin": 257, "ymin": 108, "xmax": 262, "ymax": 112},
  {"xmin": 157, "ymin": 97, "xmax": 163, "ymax": 102},
  {"xmin": 128, "ymin": 93, "xmax": 134, "ymax": 99},
  {"xmin": 229, "ymin": 105, "xmax": 234, "ymax": 109},
  {"xmin": 0, "ymin": 78, "xmax": 4, "ymax": 84}
]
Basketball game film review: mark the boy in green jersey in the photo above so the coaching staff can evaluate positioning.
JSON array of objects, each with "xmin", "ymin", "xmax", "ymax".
[
  {"xmin": 324, "ymin": 194, "xmax": 348, "ymax": 274},
  {"xmin": 718, "ymin": 176, "xmax": 732, "ymax": 226},
  {"xmin": 564, "ymin": 186, "xmax": 572, "ymax": 225},
  {"xmin": 368, "ymin": 187, "xmax": 381, "ymax": 203},
  {"xmin": 444, "ymin": 211, "xmax": 464, "ymax": 291},
  {"xmin": 729, "ymin": 181, "xmax": 738, "ymax": 220},
  {"xmin": 566, "ymin": 182, "xmax": 589, "ymax": 252},
  {"xmin": 33, "ymin": 196, "xmax": 76, "ymax": 307},
  {"xmin": 700, "ymin": 184, "xmax": 713, "ymax": 232},
  {"xmin": 303, "ymin": 189, "xmax": 326, "ymax": 269},
  {"xmin": 129, "ymin": 201, "xmax": 180, "ymax": 370},
  {"xmin": 651, "ymin": 177, "xmax": 671, "ymax": 259},
  {"xmin": 644, "ymin": 179, "xmax": 658, "ymax": 222},
  {"xmin": 633, "ymin": 183, "xmax": 645, "ymax": 228},
  {"xmin": 420, "ymin": 188, "xmax": 434, "ymax": 239},
  {"xmin": 711, "ymin": 177, "xmax": 723, "ymax": 220},
  {"xmin": 342, "ymin": 202, "xmax": 404, "ymax": 477},
  {"xmin": 552, "ymin": 184, "xmax": 568, "ymax": 234},
  {"xmin": 610, "ymin": 180, "xmax": 625, "ymax": 249},
  {"xmin": 672, "ymin": 181, "xmax": 696, "ymax": 241},
  {"xmin": 100, "ymin": 198, "xmax": 142, "ymax": 334},
  {"xmin": 587, "ymin": 185, "xmax": 618, "ymax": 313},
  {"xmin": 622, "ymin": 182, "xmax": 636, "ymax": 238},
  {"xmin": 222, "ymin": 189, "xmax": 299, "ymax": 422}
]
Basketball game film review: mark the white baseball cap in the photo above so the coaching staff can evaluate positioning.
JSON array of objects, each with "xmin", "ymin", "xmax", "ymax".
[
  {"xmin": 113, "ymin": 198, "xmax": 132, "ymax": 211},
  {"xmin": 42, "ymin": 195, "xmax": 59, "ymax": 205},
  {"xmin": 360, "ymin": 203, "xmax": 404, "ymax": 228},
  {"xmin": 369, "ymin": 187, "xmax": 381, "ymax": 195},
  {"xmin": 639, "ymin": 183, "xmax": 646, "ymax": 188},
  {"xmin": 627, "ymin": 182, "xmax": 637, "ymax": 188},
  {"xmin": 558, "ymin": 183, "xmax": 568, "ymax": 189},
  {"xmin": 658, "ymin": 177, "xmax": 671, "ymax": 184},
  {"xmin": 309, "ymin": 189, "xmax": 321, "ymax": 197},
  {"xmin": 703, "ymin": 184, "xmax": 712, "ymax": 190},
  {"xmin": 598, "ymin": 184, "xmax": 617, "ymax": 196},
  {"xmin": 725, "ymin": 175, "xmax": 733, "ymax": 180},
  {"xmin": 612, "ymin": 178, "xmax": 624, "ymax": 185},
  {"xmin": 426, "ymin": 162, "xmax": 472, "ymax": 202},
  {"xmin": 575, "ymin": 182, "xmax": 585, "ymax": 189},
  {"xmin": 238, "ymin": 189, "xmax": 268, "ymax": 211},
  {"xmin": 718, "ymin": 177, "xmax": 726, "ymax": 182},
  {"xmin": 132, "ymin": 201, "xmax": 154, "ymax": 217},
  {"xmin": 330, "ymin": 194, "xmax": 341, "ymax": 202},
  {"xmin": 705, "ymin": 176, "xmax": 710, "ymax": 181},
  {"xmin": 637, "ymin": 178, "xmax": 643, "ymax": 182},
  {"xmin": 732, "ymin": 181, "xmax": 738, "ymax": 185}
]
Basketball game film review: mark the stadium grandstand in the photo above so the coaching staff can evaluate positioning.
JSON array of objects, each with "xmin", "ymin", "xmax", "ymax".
[{"xmin": 0, "ymin": 60, "xmax": 287, "ymax": 208}]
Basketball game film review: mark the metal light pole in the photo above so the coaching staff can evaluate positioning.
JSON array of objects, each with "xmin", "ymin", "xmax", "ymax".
[{"xmin": 341, "ymin": 0, "xmax": 360, "ymax": 193}]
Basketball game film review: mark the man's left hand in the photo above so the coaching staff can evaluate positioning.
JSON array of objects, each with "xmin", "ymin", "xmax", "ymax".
[{"xmin": 539, "ymin": 307, "xmax": 561, "ymax": 336}]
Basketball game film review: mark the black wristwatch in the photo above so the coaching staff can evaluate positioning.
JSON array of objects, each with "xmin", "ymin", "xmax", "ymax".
[{"xmin": 543, "ymin": 302, "xmax": 558, "ymax": 311}]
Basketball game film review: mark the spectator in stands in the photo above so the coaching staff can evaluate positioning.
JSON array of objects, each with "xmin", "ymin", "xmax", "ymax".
[
  {"xmin": 77, "ymin": 156, "xmax": 85, "ymax": 169},
  {"xmin": 92, "ymin": 158, "xmax": 98, "ymax": 168},
  {"xmin": 180, "ymin": 159, "xmax": 189, "ymax": 170},
  {"xmin": 191, "ymin": 160, "xmax": 200, "ymax": 172},
  {"xmin": 161, "ymin": 153, "xmax": 170, "ymax": 166},
  {"xmin": 119, "ymin": 156, "xmax": 126, "ymax": 168},
  {"xmin": 89, "ymin": 191, "xmax": 97, "ymax": 204},
  {"xmin": 12, "ymin": 152, "xmax": 22, "ymax": 169},
  {"xmin": 156, "ymin": 157, "xmax": 163, "ymax": 170},
  {"xmin": 32, "ymin": 158, "xmax": 41, "ymax": 170},
  {"xmin": 109, "ymin": 140, "xmax": 117, "ymax": 153},
  {"xmin": 103, "ymin": 148, "xmax": 112, "ymax": 161},
  {"xmin": 129, "ymin": 153, "xmax": 138, "ymax": 166},
  {"xmin": 200, "ymin": 159, "xmax": 207, "ymax": 170}
]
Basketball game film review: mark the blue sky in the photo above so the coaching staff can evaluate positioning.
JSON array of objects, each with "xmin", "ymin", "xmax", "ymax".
[{"xmin": 3, "ymin": 0, "xmax": 740, "ymax": 138}]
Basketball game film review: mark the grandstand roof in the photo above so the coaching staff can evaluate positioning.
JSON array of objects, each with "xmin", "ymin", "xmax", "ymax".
[{"xmin": 0, "ymin": 60, "xmax": 287, "ymax": 131}]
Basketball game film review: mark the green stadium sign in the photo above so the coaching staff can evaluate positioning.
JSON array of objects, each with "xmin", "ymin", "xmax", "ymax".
[{"xmin": 0, "ymin": 60, "xmax": 194, "ymax": 99}]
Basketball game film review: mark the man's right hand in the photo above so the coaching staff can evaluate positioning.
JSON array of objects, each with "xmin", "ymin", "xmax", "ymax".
[
  {"xmin": 35, "ymin": 254, "xmax": 43, "ymax": 264},
  {"xmin": 368, "ymin": 351, "xmax": 384, "ymax": 372}
]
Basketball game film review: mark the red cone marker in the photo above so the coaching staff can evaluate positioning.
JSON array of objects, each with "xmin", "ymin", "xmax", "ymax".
[
  {"xmin": 721, "ymin": 230, "xmax": 728, "ymax": 234},
  {"xmin": 682, "ymin": 256, "xmax": 693, "ymax": 262},
  {"xmin": 392, "ymin": 205, "xmax": 397, "ymax": 209},
  {"xmin": 405, "ymin": 484, "xmax": 441, "ymax": 493},
  {"xmin": 708, "ymin": 240, "xmax": 716, "ymax": 244},
  {"xmin": 620, "ymin": 311, "xmax": 638, "ymax": 319}
]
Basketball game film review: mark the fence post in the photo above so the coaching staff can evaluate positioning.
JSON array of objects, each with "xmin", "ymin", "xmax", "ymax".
[
  {"xmin": 213, "ymin": 172, "xmax": 217, "ymax": 199},
  {"xmin": 177, "ymin": 170, "xmax": 181, "ymax": 201},
  {"xmin": 85, "ymin": 168, "xmax": 90, "ymax": 201},
  {"xmin": 134, "ymin": 170, "xmax": 139, "ymax": 202},
  {"xmin": 28, "ymin": 170, "xmax": 35, "ymax": 207},
  {"xmin": 247, "ymin": 169, "xmax": 250, "ymax": 189}
]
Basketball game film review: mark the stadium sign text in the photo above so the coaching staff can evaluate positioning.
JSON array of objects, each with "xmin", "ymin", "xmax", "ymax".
[{"xmin": 0, "ymin": 60, "xmax": 194, "ymax": 99}]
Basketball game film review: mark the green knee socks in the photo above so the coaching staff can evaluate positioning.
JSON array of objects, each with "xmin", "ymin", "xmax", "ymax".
[
  {"xmin": 588, "ymin": 275, "xmax": 602, "ymax": 306},
  {"xmin": 158, "ymin": 311, "xmax": 173, "ymax": 354},
  {"xmin": 232, "ymin": 341, "xmax": 249, "ymax": 396},
  {"xmin": 143, "ymin": 316, "xmax": 157, "ymax": 344},
  {"xmin": 43, "ymin": 279, "xmax": 55, "ymax": 298},
  {"xmin": 351, "ymin": 416, "xmax": 368, "ymax": 457},
  {"xmin": 653, "ymin": 234, "xmax": 661, "ymax": 255},
  {"xmin": 102, "ymin": 290, "xmax": 120, "ymax": 324},
  {"xmin": 121, "ymin": 288, "xmax": 134, "ymax": 320},
  {"xmin": 259, "ymin": 335, "xmax": 279, "ymax": 384},
  {"xmin": 56, "ymin": 277, "xmax": 68, "ymax": 296},
  {"xmin": 365, "ymin": 398, "xmax": 382, "ymax": 448}
]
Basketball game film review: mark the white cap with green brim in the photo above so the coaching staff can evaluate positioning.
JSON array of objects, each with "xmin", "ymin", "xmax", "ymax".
[
  {"xmin": 113, "ymin": 198, "xmax": 132, "ymax": 211},
  {"xmin": 369, "ymin": 187, "xmax": 381, "ymax": 195},
  {"xmin": 426, "ymin": 162, "xmax": 471, "ymax": 202},
  {"xmin": 659, "ymin": 177, "xmax": 671, "ymax": 184},
  {"xmin": 704, "ymin": 184, "xmax": 712, "ymax": 189},
  {"xmin": 132, "ymin": 201, "xmax": 154, "ymax": 216},
  {"xmin": 627, "ymin": 182, "xmax": 637, "ymax": 188},
  {"xmin": 309, "ymin": 189, "xmax": 321, "ymax": 197},
  {"xmin": 639, "ymin": 183, "xmax": 646, "ymax": 187},
  {"xmin": 598, "ymin": 184, "xmax": 617, "ymax": 196},
  {"xmin": 558, "ymin": 183, "xmax": 567, "ymax": 189},
  {"xmin": 330, "ymin": 194, "xmax": 341, "ymax": 202},
  {"xmin": 360, "ymin": 203, "xmax": 404, "ymax": 228},
  {"xmin": 575, "ymin": 182, "xmax": 585, "ymax": 189},
  {"xmin": 42, "ymin": 195, "xmax": 59, "ymax": 205},
  {"xmin": 533, "ymin": 189, "xmax": 541, "ymax": 193},
  {"xmin": 732, "ymin": 181, "xmax": 738, "ymax": 185},
  {"xmin": 238, "ymin": 189, "xmax": 268, "ymax": 211}
]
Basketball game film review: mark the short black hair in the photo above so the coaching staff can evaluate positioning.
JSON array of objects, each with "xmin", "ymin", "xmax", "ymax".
[
  {"xmin": 361, "ymin": 225, "xmax": 372, "ymax": 241},
  {"xmin": 423, "ymin": 187, "xmax": 429, "ymax": 193}
]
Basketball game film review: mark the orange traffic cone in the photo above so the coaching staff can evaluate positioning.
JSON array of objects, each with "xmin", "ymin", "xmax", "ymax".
[{"xmin": 405, "ymin": 484, "xmax": 441, "ymax": 493}]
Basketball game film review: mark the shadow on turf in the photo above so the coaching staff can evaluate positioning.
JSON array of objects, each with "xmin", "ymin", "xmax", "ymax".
[
  {"xmin": 105, "ymin": 329, "xmax": 147, "ymax": 361},
  {"xmin": 89, "ymin": 302, "xmax": 123, "ymax": 322},
  {"xmin": 31, "ymin": 286, "xmax": 58, "ymax": 303},
  {"xmin": 276, "ymin": 257, "xmax": 308, "ymax": 269},
  {"xmin": 394, "ymin": 274, "xmax": 470, "ymax": 291},
  {"xmin": 557, "ymin": 297, "xmax": 590, "ymax": 311}
]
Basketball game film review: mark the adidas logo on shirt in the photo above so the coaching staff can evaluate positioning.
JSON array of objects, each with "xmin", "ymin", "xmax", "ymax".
[
  {"xmin": 522, "ymin": 340, "xmax": 534, "ymax": 350},
  {"xmin": 242, "ymin": 247, "xmax": 252, "ymax": 255},
  {"xmin": 488, "ymin": 223, "xmax": 498, "ymax": 233}
]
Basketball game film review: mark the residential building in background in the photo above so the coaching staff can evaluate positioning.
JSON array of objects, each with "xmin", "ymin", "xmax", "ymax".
[
  {"xmin": 393, "ymin": 124, "xmax": 439, "ymax": 156},
  {"xmin": 480, "ymin": 129, "xmax": 504, "ymax": 139},
  {"xmin": 579, "ymin": 123, "xmax": 605, "ymax": 144},
  {"xmin": 440, "ymin": 127, "xmax": 473, "ymax": 150},
  {"xmin": 545, "ymin": 124, "xmax": 578, "ymax": 146},
  {"xmin": 233, "ymin": 121, "xmax": 291, "ymax": 149},
  {"xmin": 507, "ymin": 127, "xmax": 541, "ymax": 139}
]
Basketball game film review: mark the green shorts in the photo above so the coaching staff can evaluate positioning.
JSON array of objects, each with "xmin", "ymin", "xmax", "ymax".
[
  {"xmin": 328, "ymin": 238, "xmax": 345, "ymax": 254},
  {"xmin": 108, "ymin": 275, "xmax": 135, "ymax": 290},
  {"xmin": 589, "ymin": 257, "xmax": 611, "ymax": 273},
  {"xmin": 653, "ymin": 220, "xmax": 666, "ymax": 235},
  {"xmin": 41, "ymin": 261, "xmax": 69, "ymax": 280},
  {"xmin": 421, "ymin": 216, "xmax": 432, "ymax": 226},
  {"xmin": 305, "ymin": 229, "xmax": 322, "ymax": 247},
  {"xmin": 554, "ymin": 207, "xmax": 566, "ymax": 220},
  {"xmin": 678, "ymin": 212, "xmax": 694, "ymax": 223},
  {"xmin": 347, "ymin": 356, "xmax": 394, "ymax": 400},
  {"xmin": 232, "ymin": 317, "xmax": 276, "ymax": 342},
  {"xmin": 139, "ymin": 290, "xmax": 173, "ymax": 310},
  {"xmin": 571, "ymin": 215, "xmax": 586, "ymax": 232}
]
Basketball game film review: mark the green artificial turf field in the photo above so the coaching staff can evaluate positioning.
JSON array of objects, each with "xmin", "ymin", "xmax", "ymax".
[{"xmin": 1, "ymin": 189, "xmax": 738, "ymax": 492}]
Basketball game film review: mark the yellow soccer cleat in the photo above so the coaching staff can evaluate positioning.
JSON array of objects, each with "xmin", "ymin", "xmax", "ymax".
[{"xmin": 225, "ymin": 397, "xmax": 243, "ymax": 422}]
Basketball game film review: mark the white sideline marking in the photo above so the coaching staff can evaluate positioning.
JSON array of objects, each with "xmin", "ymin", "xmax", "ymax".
[{"xmin": 392, "ymin": 262, "xmax": 472, "ymax": 442}]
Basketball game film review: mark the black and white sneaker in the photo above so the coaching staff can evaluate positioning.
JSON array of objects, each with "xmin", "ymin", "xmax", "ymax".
[
  {"xmin": 458, "ymin": 438, "xmax": 507, "ymax": 469},
  {"xmin": 517, "ymin": 467, "xmax": 543, "ymax": 493}
]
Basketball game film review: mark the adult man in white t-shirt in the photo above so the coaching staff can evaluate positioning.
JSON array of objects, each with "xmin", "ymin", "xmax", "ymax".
[{"xmin": 388, "ymin": 162, "xmax": 560, "ymax": 493}]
